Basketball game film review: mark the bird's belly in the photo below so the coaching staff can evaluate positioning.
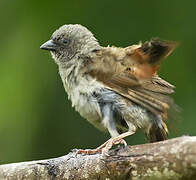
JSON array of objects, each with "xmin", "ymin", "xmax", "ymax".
[{"xmin": 71, "ymin": 92, "xmax": 105, "ymax": 131}]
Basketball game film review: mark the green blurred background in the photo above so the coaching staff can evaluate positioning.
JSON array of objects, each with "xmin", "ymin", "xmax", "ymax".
[{"xmin": 0, "ymin": 0, "xmax": 195, "ymax": 164}]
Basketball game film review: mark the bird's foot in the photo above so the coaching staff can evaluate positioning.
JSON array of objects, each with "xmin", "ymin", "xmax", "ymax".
[
  {"xmin": 75, "ymin": 131, "xmax": 134, "ymax": 157},
  {"xmin": 101, "ymin": 138, "xmax": 127, "ymax": 157}
]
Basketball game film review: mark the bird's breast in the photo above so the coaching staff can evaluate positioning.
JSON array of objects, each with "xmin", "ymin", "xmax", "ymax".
[{"xmin": 60, "ymin": 69, "xmax": 106, "ymax": 130}]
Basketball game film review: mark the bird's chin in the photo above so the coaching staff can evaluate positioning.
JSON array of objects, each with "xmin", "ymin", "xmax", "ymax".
[
  {"xmin": 50, "ymin": 51, "xmax": 55, "ymax": 58},
  {"xmin": 50, "ymin": 51, "xmax": 59, "ymax": 63},
  {"xmin": 50, "ymin": 51, "xmax": 65, "ymax": 66}
]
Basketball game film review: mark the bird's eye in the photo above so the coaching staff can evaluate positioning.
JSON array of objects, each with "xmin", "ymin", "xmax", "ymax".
[{"xmin": 63, "ymin": 39, "xmax": 69, "ymax": 45}]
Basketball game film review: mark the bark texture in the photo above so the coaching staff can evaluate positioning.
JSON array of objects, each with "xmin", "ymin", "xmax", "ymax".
[{"xmin": 0, "ymin": 136, "xmax": 196, "ymax": 180}]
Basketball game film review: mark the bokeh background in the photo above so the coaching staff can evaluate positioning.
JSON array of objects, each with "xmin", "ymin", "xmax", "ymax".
[{"xmin": 0, "ymin": 0, "xmax": 195, "ymax": 163}]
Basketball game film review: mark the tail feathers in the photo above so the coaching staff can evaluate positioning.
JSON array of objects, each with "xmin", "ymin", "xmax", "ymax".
[{"xmin": 146, "ymin": 121, "xmax": 168, "ymax": 143}]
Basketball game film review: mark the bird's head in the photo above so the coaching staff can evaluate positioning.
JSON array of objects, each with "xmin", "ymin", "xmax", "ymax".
[{"xmin": 40, "ymin": 24, "xmax": 100, "ymax": 66}]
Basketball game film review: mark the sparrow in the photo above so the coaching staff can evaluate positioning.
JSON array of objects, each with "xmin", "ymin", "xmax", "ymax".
[{"xmin": 40, "ymin": 24, "xmax": 176, "ymax": 155}]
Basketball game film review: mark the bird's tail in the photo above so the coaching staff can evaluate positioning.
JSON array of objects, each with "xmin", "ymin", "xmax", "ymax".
[{"xmin": 146, "ymin": 117, "xmax": 168, "ymax": 142}]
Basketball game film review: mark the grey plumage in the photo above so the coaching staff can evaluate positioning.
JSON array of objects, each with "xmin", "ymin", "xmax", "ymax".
[{"xmin": 40, "ymin": 24, "xmax": 176, "ymax": 143}]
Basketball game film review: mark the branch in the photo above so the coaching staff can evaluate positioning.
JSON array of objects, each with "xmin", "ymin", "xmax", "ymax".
[{"xmin": 0, "ymin": 136, "xmax": 196, "ymax": 180}]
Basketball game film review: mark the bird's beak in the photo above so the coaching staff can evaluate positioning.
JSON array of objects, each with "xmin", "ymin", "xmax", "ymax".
[{"xmin": 40, "ymin": 40, "xmax": 57, "ymax": 51}]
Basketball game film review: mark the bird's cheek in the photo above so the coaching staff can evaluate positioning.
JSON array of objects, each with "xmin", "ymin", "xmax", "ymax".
[
  {"xmin": 65, "ymin": 48, "xmax": 76, "ymax": 60},
  {"xmin": 63, "ymin": 50, "xmax": 69, "ymax": 58}
]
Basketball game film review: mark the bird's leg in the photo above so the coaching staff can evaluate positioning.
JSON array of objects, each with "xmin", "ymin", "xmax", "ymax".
[
  {"xmin": 76, "ymin": 104, "xmax": 135, "ymax": 156},
  {"xmin": 76, "ymin": 131, "xmax": 135, "ymax": 156}
]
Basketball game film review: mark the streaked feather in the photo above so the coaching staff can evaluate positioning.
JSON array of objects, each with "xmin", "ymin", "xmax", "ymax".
[{"xmin": 88, "ymin": 38, "xmax": 176, "ymax": 119}]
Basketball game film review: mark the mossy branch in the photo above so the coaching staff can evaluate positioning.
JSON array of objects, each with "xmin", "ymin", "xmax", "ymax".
[{"xmin": 0, "ymin": 136, "xmax": 196, "ymax": 180}]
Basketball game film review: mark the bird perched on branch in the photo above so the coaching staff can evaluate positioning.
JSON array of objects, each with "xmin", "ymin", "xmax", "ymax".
[{"xmin": 40, "ymin": 24, "xmax": 177, "ymax": 155}]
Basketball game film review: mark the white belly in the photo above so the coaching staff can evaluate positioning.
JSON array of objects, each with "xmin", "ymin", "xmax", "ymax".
[{"xmin": 63, "ymin": 74, "xmax": 106, "ymax": 131}]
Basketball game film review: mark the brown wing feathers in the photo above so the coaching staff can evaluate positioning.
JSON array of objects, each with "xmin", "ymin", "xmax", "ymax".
[
  {"xmin": 140, "ymin": 38, "xmax": 176, "ymax": 65},
  {"xmin": 89, "ymin": 38, "xmax": 176, "ymax": 117},
  {"xmin": 125, "ymin": 38, "xmax": 177, "ymax": 79}
]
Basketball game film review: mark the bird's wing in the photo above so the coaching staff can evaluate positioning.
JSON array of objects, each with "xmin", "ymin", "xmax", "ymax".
[{"xmin": 88, "ymin": 38, "xmax": 177, "ymax": 116}]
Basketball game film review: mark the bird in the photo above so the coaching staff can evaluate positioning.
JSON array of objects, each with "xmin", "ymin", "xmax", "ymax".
[{"xmin": 40, "ymin": 24, "xmax": 177, "ymax": 155}]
